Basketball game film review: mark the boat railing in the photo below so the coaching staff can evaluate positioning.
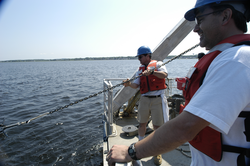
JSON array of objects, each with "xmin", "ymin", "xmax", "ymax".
[
  {"xmin": 166, "ymin": 78, "xmax": 176, "ymax": 97},
  {"xmin": 116, "ymin": 160, "xmax": 142, "ymax": 166},
  {"xmin": 103, "ymin": 78, "xmax": 127, "ymax": 138}
]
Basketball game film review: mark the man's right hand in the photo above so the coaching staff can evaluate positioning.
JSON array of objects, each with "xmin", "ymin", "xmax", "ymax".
[{"xmin": 123, "ymin": 79, "xmax": 131, "ymax": 87}]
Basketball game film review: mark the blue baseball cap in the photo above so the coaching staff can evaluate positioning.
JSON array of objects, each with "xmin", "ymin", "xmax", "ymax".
[{"xmin": 184, "ymin": 0, "xmax": 247, "ymax": 21}]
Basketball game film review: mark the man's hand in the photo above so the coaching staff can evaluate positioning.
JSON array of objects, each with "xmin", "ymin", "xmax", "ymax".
[
  {"xmin": 106, "ymin": 145, "xmax": 132, "ymax": 166},
  {"xmin": 142, "ymin": 69, "xmax": 153, "ymax": 76},
  {"xmin": 123, "ymin": 79, "xmax": 131, "ymax": 87}
]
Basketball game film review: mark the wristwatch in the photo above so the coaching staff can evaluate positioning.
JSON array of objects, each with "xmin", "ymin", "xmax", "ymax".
[{"xmin": 128, "ymin": 143, "xmax": 139, "ymax": 160}]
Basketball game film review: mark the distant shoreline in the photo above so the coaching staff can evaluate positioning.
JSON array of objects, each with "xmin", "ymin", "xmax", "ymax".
[{"xmin": 0, "ymin": 55, "xmax": 198, "ymax": 63}]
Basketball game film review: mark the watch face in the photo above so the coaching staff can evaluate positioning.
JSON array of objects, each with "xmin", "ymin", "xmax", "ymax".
[
  {"xmin": 129, "ymin": 149, "xmax": 133, "ymax": 154},
  {"xmin": 128, "ymin": 143, "xmax": 137, "ymax": 160}
]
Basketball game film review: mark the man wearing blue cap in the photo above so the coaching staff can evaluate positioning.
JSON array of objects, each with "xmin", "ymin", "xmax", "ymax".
[
  {"xmin": 107, "ymin": 0, "xmax": 250, "ymax": 165},
  {"xmin": 123, "ymin": 45, "xmax": 169, "ymax": 165}
]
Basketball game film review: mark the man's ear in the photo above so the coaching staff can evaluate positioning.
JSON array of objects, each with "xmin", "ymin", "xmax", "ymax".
[{"xmin": 221, "ymin": 8, "xmax": 233, "ymax": 25}]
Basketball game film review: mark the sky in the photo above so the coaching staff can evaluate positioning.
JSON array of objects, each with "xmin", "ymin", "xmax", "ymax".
[{"xmin": 0, "ymin": 0, "xmax": 249, "ymax": 61}]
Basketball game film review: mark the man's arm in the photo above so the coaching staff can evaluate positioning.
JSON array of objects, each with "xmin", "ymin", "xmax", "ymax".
[
  {"xmin": 123, "ymin": 78, "xmax": 139, "ymax": 89},
  {"xmin": 150, "ymin": 70, "xmax": 168, "ymax": 79},
  {"xmin": 142, "ymin": 67, "xmax": 167, "ymax": 79},
  {"xmin": 107, "ymin": 111, "xmax": 210, "ymax": 165},
  {"xmin": 140, "ymin": 69, "xmax": 167, "ymax": 78}
]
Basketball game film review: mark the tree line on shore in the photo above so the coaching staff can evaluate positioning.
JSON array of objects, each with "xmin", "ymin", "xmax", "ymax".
[{"xmin": 1, "ymin": 55, "xmax": 198, "ymax": 63}]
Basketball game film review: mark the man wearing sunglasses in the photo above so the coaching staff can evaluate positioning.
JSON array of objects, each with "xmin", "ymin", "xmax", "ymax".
[
  {"xmin": 107, "ymin": 0, "xmax": 250, "ymax": 166},
  {"xmin": 123, "ymin": 45, "xmax": 168, "ymax": 165}
]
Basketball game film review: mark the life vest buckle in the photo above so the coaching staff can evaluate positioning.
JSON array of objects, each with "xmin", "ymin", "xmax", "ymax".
[{"xmin": 244, "ymin": 116, "xmax": 250, "ymax": 142}]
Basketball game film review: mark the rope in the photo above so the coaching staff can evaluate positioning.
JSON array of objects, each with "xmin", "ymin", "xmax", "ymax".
[
  {"xmin": 0, "ymin": 43, "xmax": 199, "ymax": 136},
  {"xmin": 176, "ymin": 143, "xmax": 192, "ymax": 158},
  {"xmin": 176, "ymin": 147, "xmax": 192, "ymax": 158},
  {"xmin": 176, "ymin": 148, "xmax": 192, "ymax": 158}
]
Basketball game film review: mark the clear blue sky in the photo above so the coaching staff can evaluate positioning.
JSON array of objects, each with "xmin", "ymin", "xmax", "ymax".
[{"xmin": 0, "ymin": 0, "xmax": 249, "ymax": 61}]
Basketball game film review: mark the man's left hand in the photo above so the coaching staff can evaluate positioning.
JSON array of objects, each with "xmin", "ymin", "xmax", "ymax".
[
  {"xmin": 142, "ymin": 69, "xmax": 153, "ymax": 76},
  {"xmin": 106, "ymin": 145, "xmax": 132, "ymax": 166}
]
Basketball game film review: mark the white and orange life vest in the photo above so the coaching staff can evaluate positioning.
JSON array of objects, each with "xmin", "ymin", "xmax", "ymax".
[{"xmin": 139, "ymin": 60, "xmax": 167, "ymax": 94}]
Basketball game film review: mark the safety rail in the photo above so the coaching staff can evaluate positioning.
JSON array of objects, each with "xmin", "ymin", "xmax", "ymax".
[
  {"xmin": 103, "ymin": 78, "xmax": 127, "ymax": 137},
  {"xmin": 116, "ymin": 160, "xmax": 142, "ymax": 166},
  {"xmin": 166, "ymin": 78, "xmax": 177, "ymax": 97}
]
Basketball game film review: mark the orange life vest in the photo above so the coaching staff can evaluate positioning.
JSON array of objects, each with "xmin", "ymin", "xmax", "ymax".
[
  {"xmin": 139, "ymin": 60, "xmax": 167, "ymax": 94},
  {"xmin": 182, "ymin": 34, "xmax": 250, "ymax": 165}
]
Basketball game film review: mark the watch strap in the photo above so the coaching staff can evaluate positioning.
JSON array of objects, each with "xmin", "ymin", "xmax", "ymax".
[{"xmin": 128, "ymin": 143, "xmax": 139, "ymax": 160}]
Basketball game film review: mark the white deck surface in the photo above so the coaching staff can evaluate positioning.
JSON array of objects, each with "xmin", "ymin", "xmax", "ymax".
[{"xmin": 103, "ymin": 115, "xmax": 191, "ymax": 166}]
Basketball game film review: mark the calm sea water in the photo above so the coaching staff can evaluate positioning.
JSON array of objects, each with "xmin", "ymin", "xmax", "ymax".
[{"xmin": 0, "ymin": 59, "xmax": 197, "ymax": 166}]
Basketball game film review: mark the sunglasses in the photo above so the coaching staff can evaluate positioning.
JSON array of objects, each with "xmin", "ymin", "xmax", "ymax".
[
  {"xmin": 195, "ymin": 10, "xmax": 223, "ymax": 26},
  {"xmin": 138, "ymin": 54, "xmax": 147, "ymax": 59}
]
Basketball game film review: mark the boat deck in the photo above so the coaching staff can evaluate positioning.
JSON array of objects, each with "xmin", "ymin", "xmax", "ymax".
[{"xmin": 103, "ymin": 113, "xmax": 191, "ymax": 166}]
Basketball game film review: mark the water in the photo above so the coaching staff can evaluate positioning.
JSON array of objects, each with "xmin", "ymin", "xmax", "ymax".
[{"xmin": 0, "ymin": 59, "xmax": 197, "ymax": 166}]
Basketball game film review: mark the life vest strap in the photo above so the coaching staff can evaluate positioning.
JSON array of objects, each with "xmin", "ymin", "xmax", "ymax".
[
  {"xmin": 239, "ymin": 111, "xmax": 250, "ymax": 117},
  {"xmin": 223, "ymin": 144, "xmax": 250, "ymax": 166},
  {"xmin": 233, "ymin": 41, "xmax": 250, "ymax": 47},
  {"xmin": 239, "ymin": 111, "xmax": 250, "ymax": 142}
]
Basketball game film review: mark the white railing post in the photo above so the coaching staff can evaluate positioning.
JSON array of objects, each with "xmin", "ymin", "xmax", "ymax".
[
  {"xmin": 107, "ymin": 81, "xmax": 114, "ymax": 135},
  {"xmin": 103, "ymin": 78, "xmax": 127, "ymax": 137}
]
